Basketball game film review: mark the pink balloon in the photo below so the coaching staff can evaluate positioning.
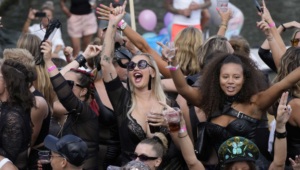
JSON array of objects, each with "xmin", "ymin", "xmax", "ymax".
[
  {"xmin": 138, "ymin": 10, "xmax": 157, "ymax": 31},
  {"xmin": 164, "ymin": 12, "xmax": 173, "ymax": 27}
]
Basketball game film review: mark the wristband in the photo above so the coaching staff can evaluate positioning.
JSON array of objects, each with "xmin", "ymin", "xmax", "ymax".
[
  {"xmin": 267, "ymin": 37, "xmax": 274, "ymax": 41},
  {"xmin": 47, "ymin": 65, "xmax": 57, "ymax": 72},
  {"xmin": 219, "ymin": 24, "xmax": 228, "ymax": 30},
  {"xmin": 275, "ymin": 130, "xmax": 287, "ymax": 139},
  {"xmin": 75, "ymin": 54, "xmax": 87, "ymax": 67},
  {"xmin": 67, "ymin": 58, "xmax": 71, "ymax": 62},
  {"xmin": 179, "ymin": 126, "xmax": 186, "ymax": 133},
  {"xmin": 169, "ymin": 63, "xmax": 180, "ymax": 71},
  {"xmin": 269, "ymin": 23, "xmax": 275, "ymax": 28},
  {"xmin": 118, "ymin": 20, "xmax": 124, "ymax": 27}
]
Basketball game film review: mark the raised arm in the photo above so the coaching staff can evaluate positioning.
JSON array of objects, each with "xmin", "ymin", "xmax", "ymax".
[
  {"xmin": 60, "ymin": 0, "xmax": 71, "ymax": 18},
  {"xmin": 216, "ymin": 8, "xmax": 233, "ymax": 36},
  {"xmin": 163, "ymin": 103, "xmax": 205, "ymax": 170},
  {"xmin": 158, "ymin": 44, "xmax": 201, "ymax": 106},
  {"xmin": 259, "ymin": 0, "xmax": 286, "ymax": 55},
  {"xmin": 22, "ymin": 9, "xmax": 37, "ymax": 34},
  {"xmin": 255, "ymin": 65, "xmax": 300, "ymax": 111},
  {"xmin": 42, "ymin": 40, "xmax": 101, "ymax": 121},
  {"xmin": 96, "ymin": 5, "xmax": 171, "ymax": 78},
  {"xmin": 269, "ymin": 92, "xmax": 291, "ymax": 170},
  {"xmin": 257, "ymin": 19, "xmax": 283, "ymax": 68}
]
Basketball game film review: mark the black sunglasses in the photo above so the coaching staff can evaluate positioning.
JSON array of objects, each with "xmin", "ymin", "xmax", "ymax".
[
  {"xmin": 129, "ymin": 153, "xmax": 158, "ymax": 162},
  {"xmin": 67, "ymin": 80, "xmax": 84, "ymax": 90},
  {"xmin": 127, "ymin": 60, "xmax": 154, "ymax": 71}
]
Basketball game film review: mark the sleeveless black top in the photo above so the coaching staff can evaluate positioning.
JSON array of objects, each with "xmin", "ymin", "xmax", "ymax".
[{"xmin": 28, "ymin": 90, "xmax": 51, "ymax": 170}]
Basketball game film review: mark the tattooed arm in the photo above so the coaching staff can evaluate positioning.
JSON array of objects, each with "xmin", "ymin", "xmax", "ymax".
[{"xmin": 100, "ymin": 4, "xmax": 127, "ymax": 82}]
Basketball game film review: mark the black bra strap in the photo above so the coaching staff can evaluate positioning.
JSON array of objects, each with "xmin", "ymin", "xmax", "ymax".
[{"xmin": 225, "ymin": 108, "xmax": 258, "ymax": 124}]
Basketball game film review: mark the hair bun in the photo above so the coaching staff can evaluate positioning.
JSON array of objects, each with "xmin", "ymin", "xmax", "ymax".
[
  {"xmin": 26, "ymin": 70, "xmax": 37, "ymax": 83},
  {"xmin": 153, "ymin": 132, "xmax": 168, "ymax": 149},
  {"xmin": 41, "ymin": 1, "xmax": 54, "ymax": 12}
]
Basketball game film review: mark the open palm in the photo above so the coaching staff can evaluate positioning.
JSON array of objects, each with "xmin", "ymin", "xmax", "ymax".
[{"xmin": 97, "ymin": 1, "xmax": 127, "ymax": 25}]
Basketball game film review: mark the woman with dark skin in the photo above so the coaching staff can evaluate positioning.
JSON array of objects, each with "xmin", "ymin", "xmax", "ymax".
[
  {"xmin": 162, "ymin": 91, "xmax": 290, "ymax": 170},
  {"xmin": 162, "ymin": 47, "xmax": 300, "ymax": 166}
]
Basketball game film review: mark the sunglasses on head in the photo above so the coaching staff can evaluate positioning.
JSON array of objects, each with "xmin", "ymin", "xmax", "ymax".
[
  {"xmin": 127, "ymin": 60, "xmax": 154, "ymax": 71},
  {"xmin": 129, "ymin": 153, "xmax": 158, "ymax": 162},
  {"xmin": 291, "ymin": 39, "xmax": 300, "ymax": 47},
  {"xmin": 67, "ymin": 80, "xmax": 84, "ymax": 90}
]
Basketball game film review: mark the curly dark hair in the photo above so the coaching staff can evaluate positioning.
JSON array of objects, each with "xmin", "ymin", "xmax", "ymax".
[
  {"xmin": 1, "ymin": 59, "xmax": 36, "ymax": 110},
  {"xmin": 198, "ymin": 52, "xmax": 267, "ymax": 116}
]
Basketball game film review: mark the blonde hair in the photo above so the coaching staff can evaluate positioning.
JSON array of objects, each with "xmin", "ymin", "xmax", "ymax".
[
  {"xmin": 198, "ymin": 35, "xmax": 231, "ymax": 71},
  {"xmin": 127, "ymin": 53, "xmax": 167, "ymax": 117},
  {"xmin": 174, "ymin": 27, "xmax": 203, "ymax": 76},
  {"xmin": 3, "ymin": 48, "xmax": 36, "ymax": 72},
  {"xmin": 17, "ymin": 34, "xmax": 55, "ymax": 111}
]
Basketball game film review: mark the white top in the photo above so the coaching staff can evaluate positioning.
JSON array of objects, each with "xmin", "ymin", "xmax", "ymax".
[
  {"xmin": 29, "ymin": 24, "xmax": 66, "ymax": 60},
  {"xmin": 0, "ymin": 158, "xmax": 11, "ymax": 169},
  {"xmin": 172, "ymin": 0, "xmax": 204, "ymax": 26}
]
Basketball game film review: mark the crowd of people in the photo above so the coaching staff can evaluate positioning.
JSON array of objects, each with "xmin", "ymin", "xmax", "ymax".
[{"xmin": 0, "ymin": 0, "xmax": 300, "ymax": 170}]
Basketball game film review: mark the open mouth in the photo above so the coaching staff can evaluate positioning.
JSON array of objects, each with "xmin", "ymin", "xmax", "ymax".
[
  {"xmin": 134, "ymin": 72, "xmax": 143, "ymax": 83},
  {"xmin": 227, "ymin": 87, "xmax": 235, "ymax": 92}
]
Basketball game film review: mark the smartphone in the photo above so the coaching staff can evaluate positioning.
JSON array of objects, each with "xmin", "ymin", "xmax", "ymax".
[
  {"xmin": 254, "ymin": 0, "xmax": 262, "ymax": 13},
  {"xmin": 35, "ymin": 12, "xmax": 46, "ymax": 18}
]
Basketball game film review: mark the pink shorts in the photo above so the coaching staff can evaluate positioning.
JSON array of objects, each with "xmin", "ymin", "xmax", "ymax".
[{"xmin": 67, "ymin": 12, "xmax": 97, "ymax": 38}]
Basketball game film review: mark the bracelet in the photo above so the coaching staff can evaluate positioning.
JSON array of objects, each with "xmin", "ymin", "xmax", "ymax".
[
  {"xmin": 178, "ymin": 133, "xmax": 188, "ymax": 138},
  {"xmin": 118, "ymin": 19, "xmax": 125, "ymax": 27},
  {"xmin": 47, "ymin": 65, "xmax": 57, "ymax": 72},
  {"xmin": 267, "ymin": 37, "xmax": 274, "ymax": 41},
  {"xmin": 67, "ymin": 58, "xmax": 71, "ymax": 62},
  {"xmin": 169, "ymin": 63, "xmax": 180, "ymax": 71},
  {"xmin": 269, "ymin": 23, "xmax": 275, "ymax": 28},
  {"xmin": 219, "ymin": 24, "xmax": 228, "ymax": 30},
  {"xmin": 75, "ymin": 54, "xmax": 87, "ymax": 67},
  {"xmin": 275, "ymin": 130, "xmax": 287, "ymax": 139},
  {"xmin": 281, "ymin": 23, "xmax": 286, "ymax": 32},
  {"xmin": 178, "ymin": 126, "xmax": 186, "ymax": 133}
]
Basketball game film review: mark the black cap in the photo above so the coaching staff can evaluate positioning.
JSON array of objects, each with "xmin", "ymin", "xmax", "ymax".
[
  {"xmin": 112, "ymin": 0, "xmax": 124, "ymax": 7},
  {"xmin": 44, "ymin": 135, "xmax": 89, "ymax": 167}
]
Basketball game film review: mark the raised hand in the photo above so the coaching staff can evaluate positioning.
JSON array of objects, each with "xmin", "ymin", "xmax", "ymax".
[
  {"xmin": 289, "ymin": 155, "xmax": 300, "ymax": 170},
  {"xmin": 156, "ymin": 41, "xmax": 178, "ymax": 63},
  {"xmin": 147, "ymin": 111, "xmax": 168, "ymax": 127},
  {"xmin": 276, "ymin": 92, "xmax": 292, "ymax": 128},
  {"xmin": 82, "ymin": 45, "xmax": 102, "ymax": 59},
  {"xmin": 41, "ymin": 40, "xmax": 53, "ymax": 62},
  {"xmin": 28, "ymin": 8, "xmax": 38, "ymax": 20},
  {"xmin": 97, "ymin": 0, "xmax": 127, "ymax": 24},
  {"xmin": 257, "ymin": 0, "xmax": 273, "ymax": 24},
  {"xmin": 257, "ymin": 20, "xmax": 272, "ymax": 38},
  {"xmin": 216, "ymin": 7, "xmax": 234, "ymax": 25},
  {"xmin": 63, "ymin": 46, "xmax": 73, "ymax": 60}
]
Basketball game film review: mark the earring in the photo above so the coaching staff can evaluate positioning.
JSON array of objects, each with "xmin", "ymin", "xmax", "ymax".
[{"xmin": 148, "ymin": 74, "xmax": 152, "ymax": 90}]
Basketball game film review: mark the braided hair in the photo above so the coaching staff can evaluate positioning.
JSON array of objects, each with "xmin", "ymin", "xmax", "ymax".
[{"xmin": 69, "ymin": 69, "xmax": 99, "ymax": 116}]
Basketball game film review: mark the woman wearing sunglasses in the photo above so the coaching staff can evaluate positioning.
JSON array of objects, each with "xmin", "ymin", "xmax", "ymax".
[
  {"xmin": 127, "ymin": 132, "xmax": 167, "ymax": 170},
  {"xmin": 99, "ymin": 2, "xmax": 182, "ymax": 168},
  {"xmin": 41, "ymin": 39, "xmax": 101, "ymax": 170}
]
